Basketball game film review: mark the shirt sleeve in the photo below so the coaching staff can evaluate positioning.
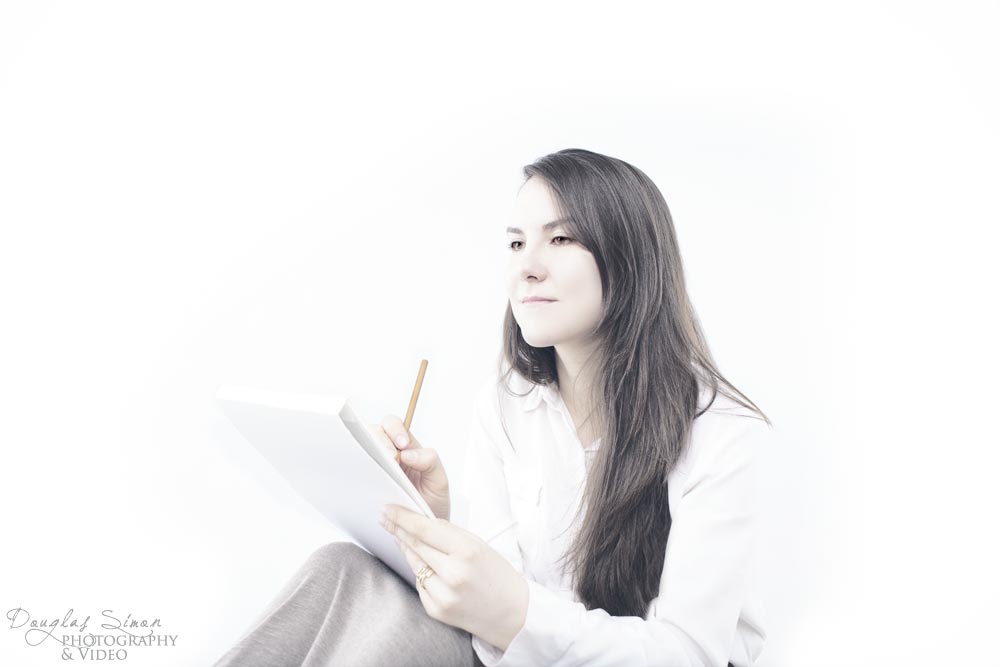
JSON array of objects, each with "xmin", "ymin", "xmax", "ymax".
[{"xmin": 473, "ymin": 415, "xmax": 769, "ymax": 667}]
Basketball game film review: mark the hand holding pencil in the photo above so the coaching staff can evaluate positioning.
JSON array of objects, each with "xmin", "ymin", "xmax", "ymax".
[{"xmin": 368, "ymin": 359, "xmax": 452, "ymax": 521}]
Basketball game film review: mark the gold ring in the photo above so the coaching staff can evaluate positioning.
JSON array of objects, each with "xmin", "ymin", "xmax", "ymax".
[{"xmin": 415, "ymin": 565, "xmax": 435, "ymax": 589}]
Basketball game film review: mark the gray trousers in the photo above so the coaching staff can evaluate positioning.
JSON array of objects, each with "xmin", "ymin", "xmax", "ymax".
[{"xmin": 212, "ymin": 541, "xmax": 486, "ymax": 667}]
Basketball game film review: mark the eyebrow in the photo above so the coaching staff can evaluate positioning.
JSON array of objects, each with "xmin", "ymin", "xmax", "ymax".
[{"xmin": 506, "ymin": 218, "xmax": 569, "ymax": 234}]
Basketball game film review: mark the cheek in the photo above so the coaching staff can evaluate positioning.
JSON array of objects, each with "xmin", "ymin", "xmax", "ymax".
[{"xmin": 567, "ymin": 258, "xmax": 602, "ymax": 303}]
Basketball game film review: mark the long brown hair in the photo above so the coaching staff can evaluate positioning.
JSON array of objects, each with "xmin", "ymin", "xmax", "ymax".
[{"xmin": 497, "ymin": 148, "xmax": 770, "ymax": 617}]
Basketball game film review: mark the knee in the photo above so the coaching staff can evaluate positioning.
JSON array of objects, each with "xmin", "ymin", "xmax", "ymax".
[{"xmin": 304, "ymin": 541, "xmax": 373, "ymax": 575}]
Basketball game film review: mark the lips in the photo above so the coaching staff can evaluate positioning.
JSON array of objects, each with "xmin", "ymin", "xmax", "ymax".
[{"xmin": 522, "ymin": 297, "xmax": 556, "ymax": 303}]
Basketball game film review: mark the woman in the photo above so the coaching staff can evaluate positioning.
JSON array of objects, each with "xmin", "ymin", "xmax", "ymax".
[{"xmin": 213, "ymin": 148, "xmax": 771, "ymax": 667}]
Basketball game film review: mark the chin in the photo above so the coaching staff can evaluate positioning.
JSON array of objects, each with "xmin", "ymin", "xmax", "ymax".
[{"xmin": 518, "ymin": 328, "xmax": 560, "ymax": 349}]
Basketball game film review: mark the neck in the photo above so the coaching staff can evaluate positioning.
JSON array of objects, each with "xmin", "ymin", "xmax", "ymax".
[{"xmin": 554, "ymin": 338, "xmax": 600, "ymax": 423}]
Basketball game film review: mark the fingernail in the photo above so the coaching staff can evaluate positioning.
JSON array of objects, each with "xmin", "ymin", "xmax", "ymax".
[{"xmin": 395, "ymin": 434, "xmax": 409, "ymax": 448}]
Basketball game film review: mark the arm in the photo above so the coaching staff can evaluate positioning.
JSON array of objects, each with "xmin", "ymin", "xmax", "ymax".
[{"xmin": 473, "ymin": 416, "xmax": 769, "ymax": 667}]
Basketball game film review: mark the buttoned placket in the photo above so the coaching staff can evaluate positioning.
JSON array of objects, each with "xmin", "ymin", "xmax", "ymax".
[
  {"xmin": 542, "ymin": 385, "xmax": 599, "ymax": 471},
  {"xmin": 533, "ymin": 384, "xmax": 601, "ymax": 596},
  {"xmin": 536, "ymin": 386, "xmax": 570, "ymax": 457},
  {"xmin": 539, "ymin": 385, "xmax": 595, "ymax": 525}
]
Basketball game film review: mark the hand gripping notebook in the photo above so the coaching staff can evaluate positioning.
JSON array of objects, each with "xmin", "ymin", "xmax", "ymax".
[{"xmin": 215, "ymin": 384, "xmax": 434, "ymax": 588}]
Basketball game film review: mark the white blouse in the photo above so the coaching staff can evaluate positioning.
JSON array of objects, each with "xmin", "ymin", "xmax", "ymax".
[{"xmin": 456, "ymin": 369, "xmax": 770, "ymax": 667}]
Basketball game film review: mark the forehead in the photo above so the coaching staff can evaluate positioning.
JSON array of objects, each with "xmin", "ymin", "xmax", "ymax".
[{"xmin": 507, "ymin": 177, "xmax": 565, "ymax": 233}]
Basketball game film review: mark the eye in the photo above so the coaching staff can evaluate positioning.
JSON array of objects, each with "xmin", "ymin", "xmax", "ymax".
[{"xmin": 506, "ymin": 236, "xmax": 573, "ymax": 251}]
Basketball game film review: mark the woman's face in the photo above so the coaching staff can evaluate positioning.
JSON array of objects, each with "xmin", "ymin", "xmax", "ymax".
[{"xmin": 506, "ymin": 177, "xmax": 604, "ymax": 348}]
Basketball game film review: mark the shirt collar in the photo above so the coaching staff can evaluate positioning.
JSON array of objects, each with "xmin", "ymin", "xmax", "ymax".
[
  {"xmin": 519, "ymin": 377, "xmax": 716, "ymax": 414},
  {"xmin": 520, "ymin": 381, "xmax": 559, "ymax": 412}
]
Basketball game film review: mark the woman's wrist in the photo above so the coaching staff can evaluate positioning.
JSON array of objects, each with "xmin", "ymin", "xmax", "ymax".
[{"xmin": 484, "ymin": 575, "xmax": 528, "ymax": 652}]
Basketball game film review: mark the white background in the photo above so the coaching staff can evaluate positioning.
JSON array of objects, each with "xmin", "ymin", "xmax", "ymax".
[{"xmin": 2, "ymin": 1, "xmax": 998, "ymax": 665}]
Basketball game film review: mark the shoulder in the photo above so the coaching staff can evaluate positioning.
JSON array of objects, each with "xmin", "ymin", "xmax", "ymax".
[
  {"xmin": 678, "ymin": 387, "xmax": 771, "ymax": 490},
  {"xmin": 695, "ymin": 385, "xmax": 770, "ymax": 431}
]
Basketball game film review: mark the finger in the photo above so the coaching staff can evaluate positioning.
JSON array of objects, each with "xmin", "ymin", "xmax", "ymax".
[
  {"xmin": 397, "ymin": 447, "xmax": 444, "ymax": 476},
  {"xmin": 394, "ymin": 531, "xmax": 430, "ymax": 586},
  {"xmin": 367, "ymin": 423, "xmax": 400, "ymax": 460},
  {"xmin": 383, "ymin": 505, "xmax": 468, "ymax": 556},
  {"xmin": 396, "ymin": 529, "xmax": 426, "ymax": 572},
  {"xmin": 395, "ymin": 531, "xmax": 447, "ymax": 604},
  {"xmin": 380, "ymin": 415, "xmax": 422, "ymax": 451},
  {"xmin": 391, "ymin": 524, "xmax": 451, "ymax": 580}
]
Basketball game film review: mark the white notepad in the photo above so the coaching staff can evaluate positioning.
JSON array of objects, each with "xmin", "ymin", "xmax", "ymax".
[{"xmin": 215, "ymin": 384, "xmax": 434, "ymax": 588}]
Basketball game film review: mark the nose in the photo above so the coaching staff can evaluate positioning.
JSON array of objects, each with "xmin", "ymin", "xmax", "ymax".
[{"xmin": 514, "ymin": 242, "xmax": 548, "ymax": 283}]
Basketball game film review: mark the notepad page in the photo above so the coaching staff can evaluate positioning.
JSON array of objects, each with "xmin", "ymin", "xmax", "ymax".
[{"xmin": 215, "ymin": 384, "xmax": 432, "ymax": 587}]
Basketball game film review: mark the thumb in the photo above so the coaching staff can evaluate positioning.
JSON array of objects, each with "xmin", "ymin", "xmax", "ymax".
[
  {"xmin": 400, "ymin": 448, "xmax": 446, "ymax": 481},
  {"xmin": 400, "ymin": 447, "xmax": 435, "ymax": 470}
]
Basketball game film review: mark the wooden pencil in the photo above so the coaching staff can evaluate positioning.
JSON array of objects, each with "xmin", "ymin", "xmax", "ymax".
[{"xmin": 396, "ymin": 359, "xmax": 428, "ymax": 464}]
